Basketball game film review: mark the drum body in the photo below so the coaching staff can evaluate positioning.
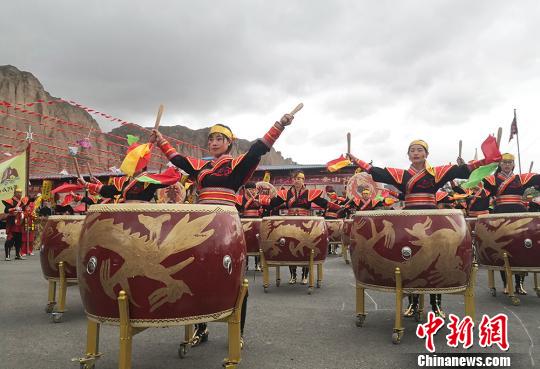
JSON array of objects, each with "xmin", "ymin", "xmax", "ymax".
[
  {"xmin": 342, "ymin": 219, "xmax": 353, "ymax": 247},
  {"xmin": 241, "ymin": 218, "xmax": 261, "ymax": 255},
  {"xmin": 350, "ymin": 209, "xmax": 472, "ymax": 293},
  {"xmin": 40, "ymin": 215, "xmax": 85, "ymax": 282},
  {"xmin": 475, "ymin": 213, "xmax": 540, "ymax": 271},
  {"xmin": 326, "ymin": 219, "xmax": 344, "ymax": 244},
  {"xmin": 260, "ymin": 216, "xmax": 328, "ymax": 265},
  {"xmin": 78, "ymin": 204, "xmax": 246, "ymax": 327}
]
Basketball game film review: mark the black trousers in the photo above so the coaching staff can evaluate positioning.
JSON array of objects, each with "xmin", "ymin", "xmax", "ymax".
[
  {"xmin": 289, "ymin": 266, "xmax": 309, "ymax": 278},
  {"xmin": 5, "ymin": 232, "xmax": 22, "ymax": 258},
  {"xmin": 407, "ymin": 294, "xmax": 442, "ymax": 308},
  {"xmin": 500, "ymin": 271, "xmax": 524, "ymax": 287}
]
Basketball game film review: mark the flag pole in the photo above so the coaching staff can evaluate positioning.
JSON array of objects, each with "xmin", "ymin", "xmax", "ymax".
[
  {"xmin": 514, "ymin": 109, "xmax": 522, "ymax": 174},
  {"xmin": 529, "ymin": 161, "xmax": 534, "ymax": 173},
  {"xmin": 24, "ymin": 127, "xmax": 32, "ymax": 256}
]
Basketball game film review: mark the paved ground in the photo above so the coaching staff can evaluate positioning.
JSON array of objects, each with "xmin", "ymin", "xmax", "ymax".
[{"xmin": 1, "ymin": 252, "xmax": 539, "ymax": 369}]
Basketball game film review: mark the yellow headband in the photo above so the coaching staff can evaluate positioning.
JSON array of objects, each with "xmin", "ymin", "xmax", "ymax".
[
  {"xmin": 409, "ymin": 139, "xmax": 429, "ymax": 152},
  {"xmin": 295, "ymin": 173, "xmax": 305, "ymax": 179},
  {"xmin": 14, "ymin": 188, "xmax": 22, "ymax": 192},
  {"xmin": 362, "ymin": 189, "xmax": 370, "ymax": 194},
  {"xmin": 501, "ymin": 153, "xmax": 515, "ymax": 161},
  {"xmin": 209, "ymin": 125, "xmax": 235, "ymax": 140}
]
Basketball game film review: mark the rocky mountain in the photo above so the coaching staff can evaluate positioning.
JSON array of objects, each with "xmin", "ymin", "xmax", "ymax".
[{"xmin": 0, "ymin": 65, "xmax": 294, "ymax": 178}]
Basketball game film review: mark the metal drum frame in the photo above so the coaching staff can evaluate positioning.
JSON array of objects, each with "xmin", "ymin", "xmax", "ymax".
[
  {"xmin": 350, "ymin": 209, "xmax": 477, "ymax": 344},
  {"xmin": 39, "ymin": 215, "xmax": 85, "ymax": 323},
  {"xmin": 475, "ymin": 213, "xmax": 540, "ymax": 305}
]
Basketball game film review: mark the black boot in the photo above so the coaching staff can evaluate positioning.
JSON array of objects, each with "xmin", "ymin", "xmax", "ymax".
[
  {"xmin": 404, "ymin": 294, "xmax": 419, "ymax": 317},
  {"xmin": 288, "ymin": 266, "xmax": 297, "ymax": 284},
  {"xmin": 515, "ymin": 275, "xmax": 527, "ymax": 295},
  {"xmin": 192, "ymin": 323, "xmax": 209, "ymax": 346},
  {"xmin": 430, "ymin": 294, "xmax": 445, "ymax": 319}
]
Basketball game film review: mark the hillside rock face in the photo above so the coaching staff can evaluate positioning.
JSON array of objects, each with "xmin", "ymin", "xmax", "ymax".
[{"xmin": 0, "ymin": 65, "xmax": 294, "ymax": 177}]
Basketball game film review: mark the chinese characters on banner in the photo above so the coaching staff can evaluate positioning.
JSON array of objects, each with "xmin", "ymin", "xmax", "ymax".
[{"xmin": 417, "ymin": 312, "xmax": 509, "ymax": 353}]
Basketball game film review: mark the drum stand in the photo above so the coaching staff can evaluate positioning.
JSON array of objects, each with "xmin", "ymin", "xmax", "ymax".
[
  {"xmin": 355, "ymin": 264, "xmax": 478, "ymax": 344},
  {"xmin": 74, "ymin": 280, "xmax": 249, "ymax": 369},
  {"xmin": 341, "ymin": 243, "xmax": 350, "ymax": 264},
  {"xmin": 46, "ymin": 262, "xmax": 76, "ymax": 323},
  {"xmin": 260, "ymin": 249, "xmax": 323, "ymax": 294}
]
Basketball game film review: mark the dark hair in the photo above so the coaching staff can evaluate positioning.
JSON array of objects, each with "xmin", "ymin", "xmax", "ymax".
[
  {"xmin": 291, "ymin": 170, "xmax": 304, "ymax": 179},
  {"xmin": 209, "ymin": 124, "xmax": 234, "ymax": 154}
]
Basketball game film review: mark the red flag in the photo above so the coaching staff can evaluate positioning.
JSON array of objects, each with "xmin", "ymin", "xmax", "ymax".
[
  {"xmin": 326, "ymin": 155, "xmax": 352, "ymax": 172},
  {"xmin": 481, "ymin": 135, "xmax": 502, "ymax": 163},
  {"xmin": 509, "ymin": 111, "xmax": 518, "ymax": 142}
]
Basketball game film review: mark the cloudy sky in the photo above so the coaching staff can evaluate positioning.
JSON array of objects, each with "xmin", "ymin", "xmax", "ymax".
[{"xmin": 2, "ymin": 0, "xmax": 540, "ymax": 169}]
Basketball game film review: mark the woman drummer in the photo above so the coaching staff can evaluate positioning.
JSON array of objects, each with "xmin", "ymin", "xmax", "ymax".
[
  {"xmin": 264, "ymin": 170, "xmax": 342, "ymax": 285},
  {"xmin": 348, "ymin": 138, "xmax": 501, "ymax": 318},
  {"xmin": 150, "ymin": 113, "xmax": 294, "ymax": 347},
  {"xmin": 481, "ymin": 153, "xmax": 540, "ymax": 295}
]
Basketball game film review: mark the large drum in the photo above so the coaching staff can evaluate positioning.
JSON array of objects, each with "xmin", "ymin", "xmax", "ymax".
[
  {"xmin": 259, "ymin": 216, "xmax": 328, "ymax": 265},
  {"xmin": 326, "ymin": 219, "xmax": 343, "ymax": 244},
  {"xmin": 341, "ymin": 219, "xmax": 353, "ymax": 264},
  {"xmin": 40, "ymin": 215, "xmax": 86, "ymax": 282},
  {"xmin": 78, "ymin": 203, "xmax": 246, "ymax": 327},
  {"xmin": 241, "ymin": 218, "xmax": 261, "ymax": 256},
  {"xmin": 475, "ymin": 213, "xmax": 540, "ymax": 271},
  {"xmin": 351, "ymin": 209, "xmax": 472, "ymax": 292}
]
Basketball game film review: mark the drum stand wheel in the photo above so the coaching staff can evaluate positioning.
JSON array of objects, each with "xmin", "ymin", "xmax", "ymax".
[
  {"xmin": 308, "ymin": 287, "xmax": 313, "ymax": 295},
  {"xmin": 178, "ymin": 343, "xmax": 189, "ymax": 358},
  {"xmin": 51, "ymin": 312, "xmax": 64, "ymax": 323},
  {"xmin": 510, "ymin": 296, "xmax": 520, "ymax": 306},
  {"xmin": 355, "ymin": 314, "xmax": 366, "ymax": 327},
  {"xmin": 489, "ymin": 288, "xmax": 497, "ymax": 297},
  {"xmin": 391, "ymin": 329, "xmax": 404, "ymax": 345},
  {"xmin": 276, "ymin": 279, "xmax": 281, "ymax": 287}
]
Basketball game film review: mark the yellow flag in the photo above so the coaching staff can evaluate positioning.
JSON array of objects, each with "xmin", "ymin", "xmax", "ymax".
[
  {"xmin": 0, "ymin": 151, "xmax": 27, "ymax": 212},
  {"xmin": 41, "ymin": 180, "xmax": 53, "ymax": 200},
  {"xmin": 120, "ymin": 143, "xmax": 151, "ymax": 176}
]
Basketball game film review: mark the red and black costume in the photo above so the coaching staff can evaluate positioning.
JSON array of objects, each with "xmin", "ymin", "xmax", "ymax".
[
  {"xmin": 158, "ymin": 123, "xmax": 285, "ymax": 205},
  {"xmin": 2, "ymin": 195, "xmax": 30, "ymax": 260},
  {"xmin": 86, "ymin": 170, "xmax": 178, "ymax": 203},
  {"xmin": 452, "ymin": 185, "xmax": 491, "ymax": 217},
  {"xmin": 482, "ymin": 172, "xmax": 540, "ymax": 213},
  {"xmin": 482, "ymin": 170, "xmax": 540, "ymax": 293}
]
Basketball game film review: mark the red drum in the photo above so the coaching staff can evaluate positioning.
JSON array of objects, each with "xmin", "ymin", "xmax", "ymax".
[
  {"xmin": 241, "ymin": 218, "xmax": 261, "ymax": 255},
  {"xmin": 40, "ymin": 215, "xmax": 85, "ymax": 282},
  {"xmin": 78, "ymin": 203, "xmax": 246, "ymax": 327},
  {"xmin": 259, "ymin": 216, "xmax": 328, "ymax": 265},
  {"xmin": 326, "ymin": 219, "xmax": 344, "ymax": 244},
  {"xmin": 475, "ymin": 213, "xmax": 540, "ymax": 271},
  {"xmin": 350, "ymin": 209, "xmax": 472, "ymax": 292}
]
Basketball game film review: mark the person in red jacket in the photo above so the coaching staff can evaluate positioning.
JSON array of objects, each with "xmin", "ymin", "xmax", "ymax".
[{"xmin": 2, "ymin": 187, "xmax": 28, "ymax": 260}]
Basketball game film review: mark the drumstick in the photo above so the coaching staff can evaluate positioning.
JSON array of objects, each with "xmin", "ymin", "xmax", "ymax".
[
  {"xmin": 154, "ymin": 104, "xmax": 164, "ymax": 130},
  {"xmin": 86, "ymin": 162, "xmax": 93, "ymax": 178},
  {"xmin": 529, "ymin": 161, "xmax": 534, "ymax": 173},
  {"xmin": 458, "ymin": 140, "xmax": 462, "ymax": 158},
  {"xmin": 289, "ymin": 103, "xmax": 304, "ymax": 116},
  {"xmin": 347, "ymin": 132, "xmax": 351, "ymax": 155},
  {"xmin": 496, "ymin": 127, "xmax": 502, "ymax": 148},
  {"xmin": 72, "ymin": 157, "xmax": 82, "ymax": 179}
]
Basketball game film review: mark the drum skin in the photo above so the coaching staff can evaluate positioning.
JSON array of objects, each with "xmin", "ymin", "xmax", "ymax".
[
  {"xmin": 78, "ymin": 204, "xmax": 246, "ymax": 327},
  {"xmin": 342, "ymin": 219, "xmax": 353, "ymax": 248},
  {"xmin": 475, "ymin": 213, "xmax": 540, "ymax": 270},
  {"xmin": 260, "ymin": 216, "xmax": 328, "ymax": 265},
  {"xmin": 350, "ymin": 209, "xmax": 472, "ymax": 292},
  {"xmin": 241, "ymin": 218, "xmax": 261, "ymax": 255},
  {"xmin": 39, "ymin": 215, "xmax": 85, "ymax": 281},
  {"xmin": 326, "ymin": 219, "xmax": 344, "ymax": 243}
]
